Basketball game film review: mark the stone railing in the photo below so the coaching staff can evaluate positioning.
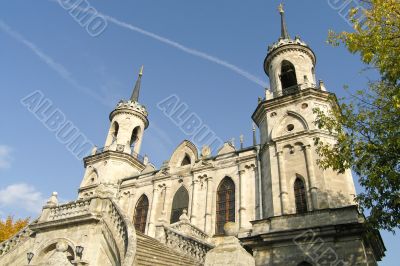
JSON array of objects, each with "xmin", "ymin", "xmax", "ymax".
[
  {"xmin": 0, "ymin": 221, "xmax": 34, "ymax": 257},
  {"xmin": 169, "ymin": 221, "xmax": 210, "ymax": 242},
  {"xmin": 38, "ymin": 196, "xmax": 135, "ymax": 266},
  {"xmin": 156, "ymin": 214, "xmax": 214, "ymax": 263},
  {"xmin": 162, "ymin": 226, "xmax": 213, "ymax": 263},
  {"xmin": 48, "ymin": 199, "xmax": 91, "ymax": 220},
  {"xmin": 102, "ymin": 198, "xmax": 136, "ymax": 266}
]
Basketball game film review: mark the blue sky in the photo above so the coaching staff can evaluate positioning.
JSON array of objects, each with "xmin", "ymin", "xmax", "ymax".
[{"xmin": 0, "ymin": 0, "xmax": 397, "ymax": 264}]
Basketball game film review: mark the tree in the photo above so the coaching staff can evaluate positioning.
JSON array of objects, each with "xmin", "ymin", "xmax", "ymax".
[
  {"xmin": 315, "ymin": 0, "xmax": 400, "ymax": 232},
  {"xmin": 0, "ymin": 216, "xmax": 29, "ymax": 242}
]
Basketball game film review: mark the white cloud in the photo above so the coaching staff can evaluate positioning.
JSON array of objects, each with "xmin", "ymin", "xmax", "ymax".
[
  {"xmin": 0, "ymin": 145, "xmax": 12, "ymax": 169},
  {"xmin": 0, "ymin": 183, "xmax": 46, "ymax": 214}
]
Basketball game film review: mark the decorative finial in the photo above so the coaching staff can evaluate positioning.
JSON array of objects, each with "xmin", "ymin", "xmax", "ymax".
[
  {"xmin": 279, "ymin": 3, "xmax": 290, "ymax": 40},
  {"xmin": 130, "ymin": 65, "xmax": 144, "ymax": 102},
  {"xmin": 278, "ymin": 3, "xmax": 284, "ymax": 13},
  {"xmin": 252, "ymin": 123, "xmax": 257, "ymax": 146},
  {"xmin": 240, "ymin": 134, "xmax": 244, "ymax": 149},
  {"xmin": 139, "ymin": 65, "xmax": 144, "ymax": 76}
]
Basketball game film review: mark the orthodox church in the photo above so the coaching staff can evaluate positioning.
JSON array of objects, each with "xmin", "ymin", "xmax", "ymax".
[{"xmin": 0, "ymin": 5, "xmax": 385, "ymax": 266}]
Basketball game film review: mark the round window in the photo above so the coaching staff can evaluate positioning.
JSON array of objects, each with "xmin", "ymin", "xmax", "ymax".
[{"xmin": 287, "ymin": 124, "xmax": 294, "ymax": 131}]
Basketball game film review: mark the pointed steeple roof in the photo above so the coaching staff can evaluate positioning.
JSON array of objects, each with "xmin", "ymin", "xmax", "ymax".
[
  {"xmin": 130, "ymin": 65, "xmax": 144, "ymax": 102},
  {"xmin": 278, "ymin": 3, "xmax": 290, "ymax": 40}
]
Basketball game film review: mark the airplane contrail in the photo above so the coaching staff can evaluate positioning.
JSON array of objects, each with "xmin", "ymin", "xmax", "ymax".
[
  {"xmin": 0, "ymin": 20, "xmax": 111, "ymax": 107},
  {"xmin": 52, "ymin": 0, "xmax": 268, "ymax": 88},
  {"xmin": 102, "ymin": 14, "xmax": 268, "ymax": 88}
]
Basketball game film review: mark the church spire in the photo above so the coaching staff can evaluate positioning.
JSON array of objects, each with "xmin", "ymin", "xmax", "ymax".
[
  {"xmin": 130, "ymin": 65, "xmax": 144, "ymax": 102},
  {"xmin": 278, "ymin": 3, "xmax": 290, "ymax": 40}
]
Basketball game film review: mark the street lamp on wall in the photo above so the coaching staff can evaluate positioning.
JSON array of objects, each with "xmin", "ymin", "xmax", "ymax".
[
  {"xmin": 75, "ymin": 246, "xmax": 84, "ymax": 260},
  {"xmin": 27, "ymin": 252, "xmax": 34, "ymax": 264}
]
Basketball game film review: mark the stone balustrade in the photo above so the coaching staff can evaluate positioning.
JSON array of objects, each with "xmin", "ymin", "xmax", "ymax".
[
  {"xmin": 0, "ymin": 222, "xmax": 33, "ymax": 257},
  {"xmin": 170, "ymin": 221, "xmax": 210, "ymax": 242},
  {"xmin": 156, "ymin": 219, "xmax": 214, "ymax": 263},
  {"xmin": 0, "ymin": 196, "xmax": 135, "ymax": 266},
  {"xmin": 48, "ymin": 199, "xmax": 92, "ymax": 220}
]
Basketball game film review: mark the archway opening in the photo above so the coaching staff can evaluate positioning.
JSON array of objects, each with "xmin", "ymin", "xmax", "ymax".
[
  {"xmin": 181, "ymin": 154, "xmax": 191, "ymax": 166},
  {"xmin": 280, "ymin": 60, "xmax": 298, "ymax": 92},
  {"xmin": 170, "ymin": 186, "xmax": 189, "ymax": 224},
  {"xmin": 111, "ymin": 122, "xmax": 119, "ymax": 144},
  {"xmin": 130, "ymin": 126, "xmax": 141, "ymax": 149}
]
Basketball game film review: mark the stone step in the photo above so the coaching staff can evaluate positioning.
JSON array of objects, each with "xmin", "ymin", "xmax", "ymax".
[{"xmin": 135, "ymin": 232, "xmax": 200, "ymax": 266}]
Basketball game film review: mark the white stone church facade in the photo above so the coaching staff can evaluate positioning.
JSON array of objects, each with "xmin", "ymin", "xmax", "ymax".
[{"xmin": 0, "ymin": 7, "xmax": 385, "ymax": 266}]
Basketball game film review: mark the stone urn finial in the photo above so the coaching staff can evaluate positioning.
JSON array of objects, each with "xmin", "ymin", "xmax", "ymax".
[
  {"xmin": 179, "ymin": 209, "xmax": 190, "ymax": 222},
  {"xmin": 46, "ymin": 192, "xmax": 58, "ymax": 207},
  {"xmin": 224, "ymin": 222, "xmax": 238, "ymax": 237}
]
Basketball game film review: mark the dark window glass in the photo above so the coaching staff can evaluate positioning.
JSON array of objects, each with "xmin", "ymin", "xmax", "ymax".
[
  {"xmin": 280, "ymin": 60, "xmax": 298, "ymax": 91},
  {"xmin": 294, "ymin": 178, "xmax": 308, "ymax": 213},
  {"xmin": 170, "ymin": 186, "xmax": 189, "ymax": 223},
  {"xmin": 134, "ymin": 195, "xmax": 149, "ymax": 233},
  {"xmin": 216, "ymin": 177, "xmax": 235, "ymax": 234}
]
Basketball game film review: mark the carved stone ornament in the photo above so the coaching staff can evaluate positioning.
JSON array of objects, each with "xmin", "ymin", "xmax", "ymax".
[{"xmin": 201, "ymin": 145, "xmax": 211, "ymax": 159}]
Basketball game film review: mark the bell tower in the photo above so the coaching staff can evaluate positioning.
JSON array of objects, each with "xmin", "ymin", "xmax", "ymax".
[
  {"xmin": 253, "ymin": 5, "xmax": 356, "ymax": 218},
  {"xmin": 104, "ymin": 66, "xmax": 148, "ymax": 156},
  {"xmin": 78, "ymin": 66, "xmax": 149, "ymax": 198}
]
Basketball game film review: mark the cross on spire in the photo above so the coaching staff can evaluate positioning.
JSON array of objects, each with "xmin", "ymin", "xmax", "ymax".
[
  {"xmin": 130, "ymin": 65, "xmax": 144, "ymax": 102},
  {"xmin": 278, "ymin": 3, "xmax": 290, "ymax": 40}
]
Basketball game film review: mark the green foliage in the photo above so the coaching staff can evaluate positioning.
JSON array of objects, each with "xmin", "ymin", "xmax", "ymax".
[
  {"xmin": 316, "ymin": 0, "xmax": 400, "ymax": 231},
  {"xmin": 328, "ymin": 0, "xmax": 400, "ymax": 83}
]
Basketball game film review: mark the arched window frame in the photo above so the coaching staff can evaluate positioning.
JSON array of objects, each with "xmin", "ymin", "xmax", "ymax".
[
  {"xmin": 170, "ymin": 186, "xmax": 189, "ymax": 224},
  {"xmin": 294, "ymin": 177, "xmax": 308, "ymax": 214},
  {"xmin": 130, "ymin": 126, "xmax": 141, "ymax": 147},
  {"xmin": 280, "ymin": 60, "xmax": 298, "ymax": 92},
  {"xmin": 134, "ymin": 194, "xmax": 149, "ymax": 233},
  {"xmin": 216, "ymin": 177, "xmax": 236, "ymax": 235},
  {"xmin": 111, "ymin": 121, "xmax": 119, "ymax": 144}
]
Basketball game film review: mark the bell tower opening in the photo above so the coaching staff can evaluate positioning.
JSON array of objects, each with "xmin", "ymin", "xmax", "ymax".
[
  {"xmin": 130, "ymin": 126, "xmax": 141, "ymax": 148},
  {"xmin": 111, "ymin": 122, "xmax": 119, "ymax": 144},
  {"xmin": 280, "ymin": 60, "xmax": 297, "ymax": 91}
]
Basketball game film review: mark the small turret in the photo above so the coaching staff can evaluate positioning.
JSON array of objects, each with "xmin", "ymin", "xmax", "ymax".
[{"xmin": 264, "ymin": 4, "xmax": 317, "ymax": 98}]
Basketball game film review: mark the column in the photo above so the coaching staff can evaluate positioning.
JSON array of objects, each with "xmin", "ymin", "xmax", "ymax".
[
  {"xmin": 147, "ymin": 185, "xmax": 159, "ymax": 237},
  {"xmin": 304, "ymin": 145, "xmax": 318, "ymax": 210},
  {"xmin": 238, "ymin": 168, "xmax": 247, "ymax": 230},
  {"xmin": 204, "ymin": 177, "xmax": 214, "ymax": 234},
  {"xmin": 276, "ymin": 150, "xmax": 289, "ymax": 214},
  {"xmin": 190, "ymin": 179, "xmax": 199, "ymax": 224},
  {"xmin": 161, "ymin": 185, "xmax": 170, "ymax": 222}
]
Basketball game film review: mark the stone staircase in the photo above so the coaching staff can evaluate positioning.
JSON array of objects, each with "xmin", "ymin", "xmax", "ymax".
[{"xmin": 135, "ymin": 232, "xmax": 201, "ymax": 266}]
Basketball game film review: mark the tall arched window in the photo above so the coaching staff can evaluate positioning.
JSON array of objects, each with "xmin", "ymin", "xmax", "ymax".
[
  {"xmin": 216, "ymin": 177, "xmax": 235, "ymax": 235},
  {"xmin": 130, "ymin": 126, "xmax": 141, "ymax": 148},
  {"xmin": 170, "ymin": 186, "xmax": 189, "ymax": 224},
  {"xmin": 134, "ymin": 195, "xmax": 149, "ymax": 233},
  {"xmin": 280, "ymin": 60, "xmax": 298, "ymax": 91},
  {"xmin": 294, "ymin": 178, "xmax": 308, "ymax": 213},
  {"xmin": 111, "ymin": 122, "xmax": 119, "ymax": 144}
]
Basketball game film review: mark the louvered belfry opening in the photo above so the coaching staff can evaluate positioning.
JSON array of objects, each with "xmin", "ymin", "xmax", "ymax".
[
  {"xmin": 134, "ymin": 195, "xmax": 149, "ymax": 233},
  {"xmin": 294, "ymin": 178, "xmax": 308, "ymax": 213},
  {"xmin": 216, "ymin": 177, "xmax": 235, "ymax": 235}
]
